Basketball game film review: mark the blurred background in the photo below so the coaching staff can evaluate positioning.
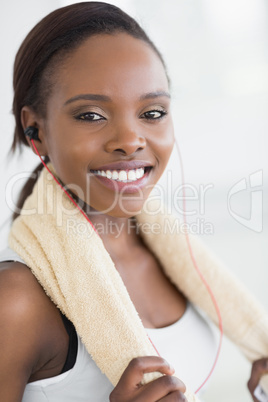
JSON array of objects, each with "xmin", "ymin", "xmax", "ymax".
[{"xmin": 0, "ymin": 1, "xmax": 267, "ymax": 400}]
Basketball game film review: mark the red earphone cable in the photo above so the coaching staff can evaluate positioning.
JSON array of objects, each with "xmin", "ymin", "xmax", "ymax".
[
  {"xmin": 174, "ymin": 138, "xmax": 223, "ymax": 393},
  {"xmin": 31, "ymin": 139, "xmax": 223, "ymax": 394},
  {"xmin": 31, "ymin": 142, "xmax": 99, "ymax": 236}
]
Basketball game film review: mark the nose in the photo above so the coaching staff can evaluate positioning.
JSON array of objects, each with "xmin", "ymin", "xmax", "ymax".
[{"xmin": 104, "ymin": 123, "xmax": 146, "ymax": 156}]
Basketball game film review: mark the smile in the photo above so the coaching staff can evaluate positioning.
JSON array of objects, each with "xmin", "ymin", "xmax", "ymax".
[
  {"xmin": 89, "ymin": 165, "xmax": 153, "ymax": 194},
  {"xmin": 90, "ymin": 167, "xmax": 147, "ymax": 183}
]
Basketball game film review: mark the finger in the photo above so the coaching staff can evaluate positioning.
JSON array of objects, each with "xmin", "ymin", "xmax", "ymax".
[
  {"xmin": 139, "ymin": 374, "xmax": 186, "ymax": 401},
  {"xmin": 118, "ymin": 356, "xmax": 175, "ymax": 390},
  {"xmin": 248, "ymin": 358, "xmax": 268, "ymax": 395}
]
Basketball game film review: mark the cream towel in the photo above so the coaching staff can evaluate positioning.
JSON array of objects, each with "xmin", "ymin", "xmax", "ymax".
[{"xmin": 9, "ymin": 164, "xmax": 268, "ymax": 400}]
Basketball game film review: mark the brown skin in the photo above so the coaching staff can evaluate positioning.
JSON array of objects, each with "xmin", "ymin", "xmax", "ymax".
[
  {"xmin": 0, "ymin": 33, "xmax": 263, "ymax": 401},
  {"xmin": 0, "ymin": 33, "xmax": 187, "ymax": 401},
  {"xmin": 248, "ymin": 358, "xmax": 268, "ymax": 401},
  {"xmin": 22, "ymin": 33, "xmax": 188, "ymax": 330},
  {"xmin": 24, "ymin": 33, "xmax": 175, "ymax": 218}
]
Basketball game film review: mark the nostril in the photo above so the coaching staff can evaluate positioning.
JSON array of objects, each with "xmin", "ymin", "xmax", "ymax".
[
  {"xmin": 105, "ymin": 138, "xmax": 146, "ymax": 155},
  {"xmin": 114, "ymin": 148, "xmax": 127, "ymax": 154},
  {"xmin": 113, "ymin": 146, "xmax": 144, "ymax": 155}
]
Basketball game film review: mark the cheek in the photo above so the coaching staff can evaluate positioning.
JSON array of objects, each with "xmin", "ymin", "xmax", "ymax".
[
  {"xmin": 149, "ymin": 122, "xmax": 175, "ymax": 168},
  {"xmin": 45, "ymin": 124, "xmax": 93, "ymax": 185}
]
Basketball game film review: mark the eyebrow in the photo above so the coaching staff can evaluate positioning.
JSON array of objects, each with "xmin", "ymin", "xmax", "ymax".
[
  {"xmin": 139, "ymin": 91, "xmax": 171, "ymax": 100},
  {"xmin": 64, "ymin": 91, "xmax": 171, "ymax": 106}
]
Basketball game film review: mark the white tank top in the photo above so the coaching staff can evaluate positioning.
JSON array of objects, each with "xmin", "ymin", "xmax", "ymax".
[{"xmin": 0, "ymin": 248, "xmax": 217, "ymax": 401}]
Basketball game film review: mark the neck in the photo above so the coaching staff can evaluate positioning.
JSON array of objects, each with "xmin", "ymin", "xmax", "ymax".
[
  {"xmin": 88, "ymin": 211, "xmax": 140, "ymax": 256},
  {"xmin": 64, "ymin": 187, "xmax": 141, "ymax": 255}
]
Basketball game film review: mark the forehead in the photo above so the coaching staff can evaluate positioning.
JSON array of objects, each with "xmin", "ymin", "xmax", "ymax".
[{"xmin": 51, "ymin": 33, "xmax": 168, "ymax": 104}]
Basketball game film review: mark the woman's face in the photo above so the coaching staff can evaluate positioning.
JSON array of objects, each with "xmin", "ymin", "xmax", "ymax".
[{"xmin": 41, "ymin": 33, "xmax": 174, "ymax": 217}]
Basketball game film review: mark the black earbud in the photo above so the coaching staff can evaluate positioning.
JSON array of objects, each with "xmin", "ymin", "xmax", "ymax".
[{"xmin": 24, "ymin": 126, "xmax": 41, "ymax": 142}]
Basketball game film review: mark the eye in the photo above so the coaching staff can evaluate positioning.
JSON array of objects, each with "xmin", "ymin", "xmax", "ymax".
[
  {"xmin": 141, "ymin": 109, "xmax": 168, "ymax": 120},
  {"xmin": 75, "ymin": 112, "xmax": 105, "ymax": 122}
]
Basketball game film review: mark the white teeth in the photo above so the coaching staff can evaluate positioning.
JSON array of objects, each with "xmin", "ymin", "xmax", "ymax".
[
  {"xmin": 128, "ymin": 170, "xmax": 136, "ymax": 181},
  {"xmin": 136, "ymin": 168, "xmax": 144, "ymax": 179},
  {"xmin": 112, "ymin": 171, "xmax": 119, "ymax": 180},
  {"xmin": 118, "ymin": 171, "xmax": 128, "ymax": 181},
  {"xmin": 106, "ymin": 170, "xmax": 112, "ymax": 179},
  {"xmin": 94, "ymin": 167, "xmax": 148, "ymax": 182}
]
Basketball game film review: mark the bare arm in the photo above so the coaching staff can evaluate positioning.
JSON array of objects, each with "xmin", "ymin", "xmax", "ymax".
[{"xmin": 0, "ymin": 262, "xmax": 60, "ymax": 401}]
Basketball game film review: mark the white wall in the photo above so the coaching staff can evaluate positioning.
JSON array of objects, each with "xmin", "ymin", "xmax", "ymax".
[
  {"xmin": 0, "ymin": 0, "xmax": 61, "ymax": 247},
  {"xmin": 0, "ymin": 1, "xmax": 267, "ymax": 401}
]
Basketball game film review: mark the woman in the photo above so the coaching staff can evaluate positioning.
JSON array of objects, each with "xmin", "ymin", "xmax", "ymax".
[{"xmin": 0, "ymin": 3, "xmax": 267, "ymax": 401}]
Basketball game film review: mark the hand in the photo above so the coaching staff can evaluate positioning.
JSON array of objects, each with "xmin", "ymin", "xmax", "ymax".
[
  {"xmin": 248, "ymin": 358, "xmax": 268, "ymax": 401},
  {"xmin": 109, "ymin": 356, "xmax": 187, "ymax": 402}
]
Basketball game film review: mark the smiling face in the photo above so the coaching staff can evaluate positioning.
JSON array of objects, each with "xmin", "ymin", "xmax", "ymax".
[{"xmin": 36, "ymin": 33, "xmax": 174, "ymax": 217}]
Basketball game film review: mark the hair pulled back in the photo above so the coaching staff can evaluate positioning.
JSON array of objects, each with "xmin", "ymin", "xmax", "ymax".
[{"xmin": 11, "ymin": 1, "xmax": 166, "ymax": 219}]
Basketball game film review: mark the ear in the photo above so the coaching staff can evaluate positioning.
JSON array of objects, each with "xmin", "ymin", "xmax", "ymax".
[{"xmin": 21, "ymin": 106, "xmax": 49, "ymax": 156}]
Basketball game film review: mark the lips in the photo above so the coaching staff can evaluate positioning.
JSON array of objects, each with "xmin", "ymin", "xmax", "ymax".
[
  {"xmin": 90, "ymin": 160, "xmax": 153, "ymax": 171},
  {"xmin": 89, "ymin": 161, "xmax": 153, "ymax": 193}
]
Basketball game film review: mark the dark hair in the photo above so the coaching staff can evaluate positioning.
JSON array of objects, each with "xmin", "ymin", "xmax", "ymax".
[{"xmin": 11, "ymin": 1, "xmax": 168, "ymax": 219}]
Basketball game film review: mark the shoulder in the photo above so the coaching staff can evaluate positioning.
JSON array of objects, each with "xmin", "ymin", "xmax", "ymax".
[
  {"xmin": 0, "ymin": 261, "xmax": 66, "ymax": 399},
  {"xmin": 0, "ymin": 259, "xmax": 40, "ymax": 289},
  {"xmin": 0, "ymin": 261, "xmax": 64, "ymax": 375},
  {"xmin": 0, "ymin": 260, "xmax": 62, "ymax": 336},
  {"xmin": 0, "ymin": 261, "xmax": 51, "ymax": 318}
]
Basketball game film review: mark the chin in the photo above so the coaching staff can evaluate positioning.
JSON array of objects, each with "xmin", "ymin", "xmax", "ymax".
[{"xmin": 101, "ymin": 204, "xmax": 143, "ymax": 218}]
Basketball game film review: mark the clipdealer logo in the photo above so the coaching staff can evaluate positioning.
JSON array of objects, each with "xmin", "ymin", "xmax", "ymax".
[{"xmin": 227, "ymin": 170, "xmax": 263, "ymax": 232}]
